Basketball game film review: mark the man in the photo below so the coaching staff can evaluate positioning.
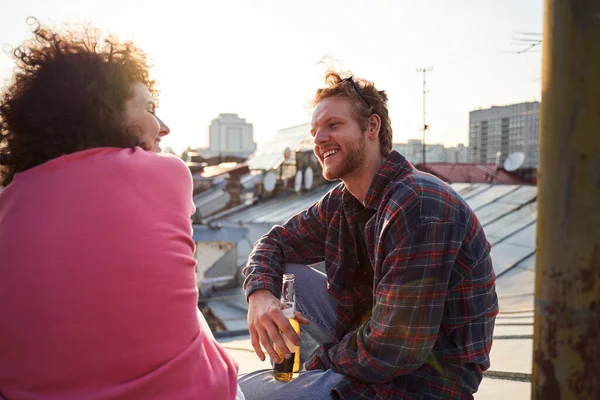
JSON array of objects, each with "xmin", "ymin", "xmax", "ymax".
[{"xmin": 238, "ymin": 70, "xmax": 498, "ymax": 399}]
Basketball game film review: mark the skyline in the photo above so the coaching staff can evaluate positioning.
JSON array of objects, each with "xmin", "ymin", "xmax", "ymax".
[{"xmin": 0, "ymin": 0, "xmax": 543, "ymax": 153}]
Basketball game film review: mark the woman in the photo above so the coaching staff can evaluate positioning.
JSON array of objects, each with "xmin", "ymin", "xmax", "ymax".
[{"xmin": 0, "ymin": 19, "xmax": 240, "ymax": 399}]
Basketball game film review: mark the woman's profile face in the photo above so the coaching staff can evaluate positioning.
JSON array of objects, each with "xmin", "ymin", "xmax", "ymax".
[{"xmin": 123, "ymin": 82, "xmax": 170, "ymax": 152}]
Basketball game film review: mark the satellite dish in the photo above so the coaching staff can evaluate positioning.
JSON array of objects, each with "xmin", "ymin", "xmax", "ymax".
[
  {"xmin": 504, "ymin": 152, "xmax": 526, "ymax": 171},
  {"xmin": 263, "ymin": 171, "xmax": 276, "ymax": 192},
  {"xmin": 304, "ymin": 167, "xmax": 314, "ymax": 190},
  {"xmin": 294, "ymin": 170, "xmax": 303, "ymax": 192}
]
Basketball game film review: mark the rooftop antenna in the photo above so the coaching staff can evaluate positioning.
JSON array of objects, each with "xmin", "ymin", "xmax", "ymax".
[
  {"xmin": 416, "ymin": 66, "xmax": 433, "ymax": 165},
  {"xmin": 500, "ymin": 32, "xmax": 543, "ymax": 54}
]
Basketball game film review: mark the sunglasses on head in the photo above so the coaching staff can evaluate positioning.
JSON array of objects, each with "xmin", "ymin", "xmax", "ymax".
[{"xmin": 341, "ymin": 76, "xmax": 370, "ymax": 107}]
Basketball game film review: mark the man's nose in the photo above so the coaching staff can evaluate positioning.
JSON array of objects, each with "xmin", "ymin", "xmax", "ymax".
[{"xmin": 313, "ymin": 128, "xmax": 329, "ymax": 145}]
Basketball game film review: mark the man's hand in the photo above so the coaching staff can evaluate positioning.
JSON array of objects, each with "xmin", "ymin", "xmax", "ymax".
[{"xmin": 247, "ymin": 289, "xmax": 309, "ymax": 363}]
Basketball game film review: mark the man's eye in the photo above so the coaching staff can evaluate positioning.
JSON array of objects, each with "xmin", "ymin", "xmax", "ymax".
[{"xmin": 330, "ymin": 123, "xmax": 339, "ymax": 129}]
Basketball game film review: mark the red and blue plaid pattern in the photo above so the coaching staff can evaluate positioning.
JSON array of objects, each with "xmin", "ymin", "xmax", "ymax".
[{"xmin": 244, "ymin": 151, "xmax": 498, "ymax": 399}]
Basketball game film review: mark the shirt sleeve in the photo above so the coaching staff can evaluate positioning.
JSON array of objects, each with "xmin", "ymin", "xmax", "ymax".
[
  {"xmin": 155, "ymin": 154, "xmax": 196, "ymax": 217},
  {"xmin": 243, "ymin": 195, "xmax": 330, "ymax": 300},
  {"xmin": 128, "ymin": 151, "xmax": 196, "ymax": 218},
  {"xmin": 305, "ymin": 198, "xmax": 464, "ymax": 383}
]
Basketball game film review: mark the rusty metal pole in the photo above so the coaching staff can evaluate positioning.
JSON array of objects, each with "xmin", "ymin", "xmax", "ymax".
[{"xmin": 532, "ymin": 0, "xmax": 600, "ymax": 399}]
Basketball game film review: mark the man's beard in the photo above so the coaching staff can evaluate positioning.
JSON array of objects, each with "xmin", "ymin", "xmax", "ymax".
[{"xmin": 321, "ymin": 134, "xmax": 366, "ymax": 181}]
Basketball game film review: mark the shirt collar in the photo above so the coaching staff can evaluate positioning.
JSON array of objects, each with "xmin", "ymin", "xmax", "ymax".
[{"xmin": 342, "ymin": 150, "xmax": 414, "ymax": 210}]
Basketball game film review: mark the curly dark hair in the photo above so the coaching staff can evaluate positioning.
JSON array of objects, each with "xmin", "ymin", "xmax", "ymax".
[
  {"xmin": 311, "ymin": 69, "xmax": 393, "ymax": 158},
  {"xmin": 0, "ymin": 18, "xmax": 157, "ymax": 186}
]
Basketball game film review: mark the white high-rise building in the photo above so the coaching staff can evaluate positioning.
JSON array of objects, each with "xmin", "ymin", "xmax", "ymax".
[
  {"xmin": 469, "ymin": 102, "xmax": 540, "ymax": 169},
  {"xmin": 209, "ymin": 113, "xmax": 256, "ymax": 158},
  {"xmin": 445, "ymin": 143, "xmax": 469, "ymax": 164},
  {"xmin": 393, "ymin": 140, "xmax": 446, "ymax": 164},
  {"xmin": 393, "ymin": 140, "xmax": 468, "ymax": 164}
]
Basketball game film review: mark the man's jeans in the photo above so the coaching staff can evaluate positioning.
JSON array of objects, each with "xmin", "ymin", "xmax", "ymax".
[{"xmin": 238, "ymin": 264, "xmax": 346, "ymax": 400}]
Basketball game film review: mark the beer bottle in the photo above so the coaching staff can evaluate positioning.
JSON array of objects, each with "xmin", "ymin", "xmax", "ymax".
[{"xmin": 273, "ymin": 273, "xmax": 300, "ymax": 382}]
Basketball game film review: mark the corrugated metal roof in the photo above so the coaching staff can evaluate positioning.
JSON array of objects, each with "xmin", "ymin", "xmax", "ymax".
[
  {"xmin": 473, "ymin": 186, "xmax": 537, "ymax": 225},
  {"xmin": 461, "ymin": 185, "xmax": 521, "ymax": 210},
  {"xmin": 193, "ymin": 224, "xmax": 248, "ymax": 243},
  {"xmin": 417, "ymin": 163, "xmax": 533, "ymax": 185},
  {"xmin": 454, "ymin": 182, "xmax": 499, "ymax": 199},
  {"xmin": 202, "ymin": 181, "xmax": 538, "ymax": 397},
  {"xmin": 214, "ymin": 182, "xmax": 337, "ymax": 225}
]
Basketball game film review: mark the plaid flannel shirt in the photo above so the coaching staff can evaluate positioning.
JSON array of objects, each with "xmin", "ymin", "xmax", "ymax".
[{"xmin": 244, "ymin": 151, "xmax": 498, "ymax": 399}]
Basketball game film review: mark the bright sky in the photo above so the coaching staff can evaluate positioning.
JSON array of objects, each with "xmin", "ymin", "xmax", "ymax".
[{"xmin": 0, "ymin": 0, "xmax": 542, "ymax": 154}]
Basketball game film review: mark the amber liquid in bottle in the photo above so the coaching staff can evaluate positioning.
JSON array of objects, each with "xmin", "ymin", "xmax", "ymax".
[
  {"xmin": 273, "ymin": 317, "xmax": 300, "ymax": 382},
  {"xmin": 273, "ymin": 273, "xmax": 300, "ymax": 382}
]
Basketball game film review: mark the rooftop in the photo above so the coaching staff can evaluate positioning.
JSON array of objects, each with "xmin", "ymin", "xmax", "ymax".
[
  {"xmin": 199, "ymin": 181, "xmax": 537, "ymax": 398},
  {"xmin": 416, "ymin": 163, "xmax": 535, "ymax": 185}
]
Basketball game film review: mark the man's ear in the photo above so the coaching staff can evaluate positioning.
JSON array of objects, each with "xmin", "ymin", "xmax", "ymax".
[{"xmin": 367, "ymin": 113, "xmax": 381, "ymax": 139}]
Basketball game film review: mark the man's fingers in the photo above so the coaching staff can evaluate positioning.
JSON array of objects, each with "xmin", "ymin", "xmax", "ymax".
[
  {"xmin": 278, "ymin": 319, "xmax": 301, "ymax": 347},
  {"xmin": 256, "ymin": 323, "xmax": 280, "ymax": 363},
  {"xmin": 294, "ymin": 311, "xmax": 310, "ymax": 325},
  {"xmin": 249, "ymin": 327, "xmax": 265, "ymax": 361},
  {"xmin": 269, "ymin": 307, "xmax": 301, "ymax": 346},
  {"xmin": 263, "ymin": 319, "xmax": 292, "ymax": 360}
]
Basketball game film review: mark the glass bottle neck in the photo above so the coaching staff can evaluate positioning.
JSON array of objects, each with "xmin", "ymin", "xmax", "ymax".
[{"xmin": 281, "ymin": 274, "xmax": 296, "ymax": 318}]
